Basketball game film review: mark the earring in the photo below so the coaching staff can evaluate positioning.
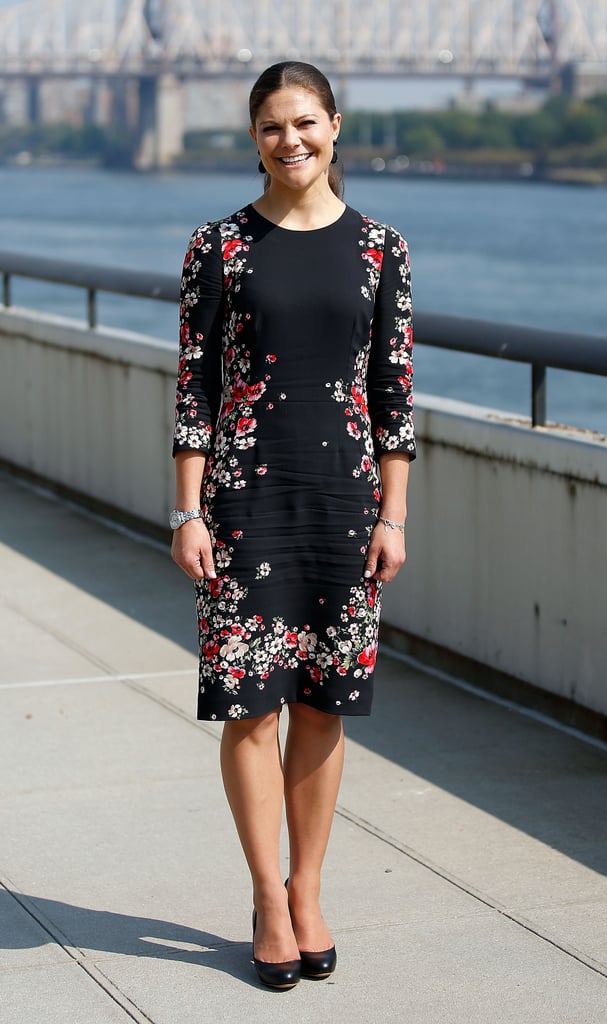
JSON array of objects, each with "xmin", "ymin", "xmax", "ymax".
[
  {"xmin": 331, "ymin": 140, "xmax": 338, "ymax": 165},
  {"xmin": 257, "ymin": 149, "xmax": 266, "ymax": 174}
]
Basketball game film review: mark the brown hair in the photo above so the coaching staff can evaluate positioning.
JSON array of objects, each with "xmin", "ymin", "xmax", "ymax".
[{"xmin": 249, "ymin": 61, "xmax": 344, "ymax": 199}]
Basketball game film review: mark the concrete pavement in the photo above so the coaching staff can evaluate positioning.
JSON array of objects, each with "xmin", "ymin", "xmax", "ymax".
[{"xmin": 1, "ymin": 470, "xmax": 606, "ymax": 1024}]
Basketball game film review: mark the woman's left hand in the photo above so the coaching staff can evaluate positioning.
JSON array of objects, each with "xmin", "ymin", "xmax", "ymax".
[{"xmin": 363, "ymin": 522, "xmax": 406, "ymax": 583}]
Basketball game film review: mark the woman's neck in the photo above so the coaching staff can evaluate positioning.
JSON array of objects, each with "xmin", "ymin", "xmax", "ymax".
[{"xmin": 253, "ymin": 184, "xmax": 344, "ymax": 231}]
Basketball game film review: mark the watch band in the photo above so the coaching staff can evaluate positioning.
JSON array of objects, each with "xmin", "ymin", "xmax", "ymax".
[{"xmin": 169, "ymin": 508, "xmax": 203, "ymax": 530}]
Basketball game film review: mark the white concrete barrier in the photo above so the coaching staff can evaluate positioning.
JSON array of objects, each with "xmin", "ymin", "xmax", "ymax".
[
  {"xmin": 383, "ymin": 394, "xmax": 607, "ymax": 720},
  {"xmin": 0, "ymin": 308, "xmax": 176, "ymax": 528},
  {"xmin": 1, "ymin": 308, "xmax": 606, "ymax": 718}
]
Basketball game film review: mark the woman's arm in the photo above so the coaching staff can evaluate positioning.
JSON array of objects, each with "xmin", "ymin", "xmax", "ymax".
[
  {"xmin": 364, "ymin": 223, "xmax": 415, "ymax": 583},
  {"xmin": 171, "ymin": 451, "xmax": 217, "ymax": 581},
  {"xmin": 364, "ymin": 452, "xmax": 410, "ymax": 583},
  {"xmin": 171, "ymin": 221, "xmax": 224, "ymax": 581}
]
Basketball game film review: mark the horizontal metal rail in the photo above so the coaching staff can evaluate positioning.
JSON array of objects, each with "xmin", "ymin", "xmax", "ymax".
[{"xmin": 1, "ymin": 250, "xmax": 606, "ymax": 428}]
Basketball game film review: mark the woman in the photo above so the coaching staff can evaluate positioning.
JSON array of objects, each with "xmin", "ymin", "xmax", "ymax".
[{"xmin": 171, "ymin": 61, "xmax": 415, "ymax": 990}]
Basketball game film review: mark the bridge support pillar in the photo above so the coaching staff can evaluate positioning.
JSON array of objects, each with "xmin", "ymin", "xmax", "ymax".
[
  {"xmin": 156, "ymin": 73, "xmax": 185, "ymax": 167},
  {"xmin": 135, "ymin": 74, "xmax": 184, "ymax": 170},
  {"xmin": 26, "ymin": 78, "xmax": 40, "ymax": 123}
]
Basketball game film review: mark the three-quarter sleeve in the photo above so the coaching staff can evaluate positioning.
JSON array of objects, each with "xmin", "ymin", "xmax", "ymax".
[
  {"xmin": 367, "ymin": 226, "xmax": 416, "ymax": 461},
  {"xmin": 172, "ymin": 223, "xmax": 224, "ymax": 457}
]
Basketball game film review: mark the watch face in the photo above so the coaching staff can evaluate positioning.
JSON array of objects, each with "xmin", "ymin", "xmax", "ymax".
[{"xmin": 169, "ymin": 511, "xmax": 183, "ymax": 530}]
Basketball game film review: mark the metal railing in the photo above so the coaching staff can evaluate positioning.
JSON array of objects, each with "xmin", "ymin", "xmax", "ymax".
[{"xmin": 1, "ymin": 250, "xmax": 606, "ymax": 429}]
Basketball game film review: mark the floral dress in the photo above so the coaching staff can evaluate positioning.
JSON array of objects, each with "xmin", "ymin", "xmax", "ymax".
[{"xmin": 173, "ymin": 204, "xmax": 415, "ymax": 721}]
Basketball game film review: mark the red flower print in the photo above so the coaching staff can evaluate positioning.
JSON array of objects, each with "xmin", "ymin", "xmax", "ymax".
[
  {"xmin": 350, "ymin": 384, "xmax": 368, "ymax": 417},
  {"xmin": 309, "ymin": 667, "xmax": 322, "ymax": 683},
  {"xmin": 373, "ymin": 488, "xmax": 381, "ymax": 502},
  {"xmin": 255, "ymin": 465, "xmax": 268, "ymax": 475},
  {"xmin": 266, "ymin": 354, "xmax": 277, "ymax": 363},
  {"xmin": 336, "ymin": 666, "xmax": 348, "ymax": 677},
  {"xmin": 229, "ymin": 667, "xmax": 245, "ymax": 679},
  {"xmin": 285, "ymin": 631, "xmax": 298, "ymax": 648},
  {"xmin": 348, "ymin": 605, "xmax": 356, "ymax": 616},
  {"xmin": 361, "ymin": 455, "xmax": 372, "ymax": 472},
  {"xmin": 232, "ymin": 530, "xmax": 243, "ymax": 539},
  {"xmin": 222, "ymin": 239, "xmax": 243, "ymax": 260},
  {"xmin": 357, "ymin": 644, "xmax": 377, "ymax": 668},
  {"xmin": 208, "ymin": 577, "xmax": 224, "ymax": 598},
  {"xmin": 232, "ymin": 376, "xmax": 248, "ymax": 400},
  {"xmin": 236, "ymin": 416, "xmax": 257, "ymax": 436},
  {"xmin": 247, "ymin": 381, "xmax": 265, "ymax": 400},
  {"xmin": 202, "ymin": 639, "xmax": 220, "ymax": 657},
  {"xmin": 347, "ymin": 421, "xmax": 361, "ymax": 440},
  {"xmin": 363, "ymin": 247, "xmax": 383, "ymax": 272}
]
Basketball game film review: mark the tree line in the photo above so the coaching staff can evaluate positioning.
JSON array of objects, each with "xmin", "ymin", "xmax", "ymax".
[{"xmin": 0, "ymin": 92, "xmax": 605, "ymax": 171}]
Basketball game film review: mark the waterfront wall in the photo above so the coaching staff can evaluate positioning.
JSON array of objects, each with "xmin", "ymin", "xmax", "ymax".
[{"xmin": 1, "ymin": 307, "xmax": 606, "ymax": 719}]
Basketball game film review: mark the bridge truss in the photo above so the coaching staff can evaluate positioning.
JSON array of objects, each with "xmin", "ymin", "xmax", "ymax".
[{"xmin": 1, "ymin": 0, "xmax": 606, "ymax": 79}]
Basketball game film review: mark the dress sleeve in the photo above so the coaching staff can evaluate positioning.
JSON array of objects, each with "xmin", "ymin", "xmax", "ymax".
[
  {"xmin": 172, "ymin": 223, "xmax": 224, "ymax": 457},
  {"xmin": 367, "ymin": 226, "xmax": 416, "ymax": 462}
]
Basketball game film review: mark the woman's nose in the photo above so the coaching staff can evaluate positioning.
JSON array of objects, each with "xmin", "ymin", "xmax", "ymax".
[{"xmin": 282, "ymin": 125, "xmax": 301, "ymax": 148}]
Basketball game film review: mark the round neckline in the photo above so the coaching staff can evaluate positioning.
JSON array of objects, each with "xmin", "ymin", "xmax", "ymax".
[{"xmin": 247, "ymin": 202, "xmax": 349, "ymax": 234}]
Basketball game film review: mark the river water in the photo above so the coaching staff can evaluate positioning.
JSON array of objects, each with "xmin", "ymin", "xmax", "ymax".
[{"xmin": 1, "ymin": 166, "xmax": 605, "ymax": 432}]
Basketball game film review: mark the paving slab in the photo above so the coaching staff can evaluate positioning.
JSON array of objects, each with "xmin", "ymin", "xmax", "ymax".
[{"xmin": 1, "ymin": 471, "xmax": 607, "ymax": 1023}]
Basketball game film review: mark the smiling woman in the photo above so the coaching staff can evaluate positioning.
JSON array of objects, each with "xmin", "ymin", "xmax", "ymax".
[
  {"xmin": 249, "ymin": 60, "xmax": 344, "ymax": 209},
  {"xmin": 170, "ymin": 61, "xmax": 415, "ymax": 990}
]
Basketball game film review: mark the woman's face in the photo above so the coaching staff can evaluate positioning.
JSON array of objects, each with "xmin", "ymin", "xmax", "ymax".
[{"xmin": 250, "ymin": 86, "xmax": 341, "ymax": 193}]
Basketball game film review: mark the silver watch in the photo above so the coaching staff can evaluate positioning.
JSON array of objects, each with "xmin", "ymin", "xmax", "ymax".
[{"xmin": 169, "ymin": 508, "xmax": 203, "ymax": 530}]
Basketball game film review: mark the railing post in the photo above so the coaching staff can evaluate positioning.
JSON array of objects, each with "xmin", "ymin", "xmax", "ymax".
[
  {"xmin": 87, "ymin": 288, "xmax": 97, "ymax": 328},
  {"xmin": 531, "ymin": 363, "xmax": 547, "ymax": 427},
  {"xmin": 2, "ymin": 272, "xmax": 10, "ymax": 308}
]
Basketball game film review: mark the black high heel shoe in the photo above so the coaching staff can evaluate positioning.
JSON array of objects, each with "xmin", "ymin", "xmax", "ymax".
[
  {"xmin": 252, "ymin": 908, "xmax": 301, "ymax": 990},
  {"xmin": 284, "ymin": 880, "xmax": 337, "ymax": 980}
]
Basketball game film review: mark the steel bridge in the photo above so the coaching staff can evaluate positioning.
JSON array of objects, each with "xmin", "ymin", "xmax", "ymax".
[{"xmin": 1, "ymin": 0, "xmax": 606, "ymax": 80}]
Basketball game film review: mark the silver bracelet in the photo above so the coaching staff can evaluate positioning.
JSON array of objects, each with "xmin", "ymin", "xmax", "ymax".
[{"xmin": 378, "ymin": 515, "xmax": 405, "ymax": 534}]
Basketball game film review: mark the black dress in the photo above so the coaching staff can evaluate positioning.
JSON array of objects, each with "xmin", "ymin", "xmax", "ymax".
[{"xmin": 173, "ymin": 203, "xmax": 415, "ymax": 721}]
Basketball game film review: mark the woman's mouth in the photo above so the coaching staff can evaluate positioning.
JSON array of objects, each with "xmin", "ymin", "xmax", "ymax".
[{"xmin": 278, "ymin": 153, "xmax": 312, "ymax": 166}]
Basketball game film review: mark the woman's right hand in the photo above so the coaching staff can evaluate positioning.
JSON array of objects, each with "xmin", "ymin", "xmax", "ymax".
[{"xmin": 171, "ymin": 519, "xmax": 217, "ymax": 581}]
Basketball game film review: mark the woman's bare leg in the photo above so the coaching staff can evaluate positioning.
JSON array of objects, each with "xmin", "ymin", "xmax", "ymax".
[
  {"xmin": 220, "ymin": 709, "xmax": 299, "ymax": 963},
  {"xmin": 283, "ymin": 703, "xmax": 344, "ymax": 952}
]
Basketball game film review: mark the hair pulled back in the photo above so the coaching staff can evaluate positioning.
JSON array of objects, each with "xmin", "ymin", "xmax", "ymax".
[{"xmin": 249, "ymin": 61, "xmax": 344, "ymax": 199}]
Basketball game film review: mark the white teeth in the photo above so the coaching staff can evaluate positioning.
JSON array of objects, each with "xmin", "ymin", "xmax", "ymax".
[{"xmin": 281, "ymin": 154, "xmax": 310, "ymax": 165}]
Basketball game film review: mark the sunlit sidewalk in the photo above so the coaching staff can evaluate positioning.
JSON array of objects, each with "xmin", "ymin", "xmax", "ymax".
[{"xmin": 1, "ymin": 470, "xmax": 606, "ymax": 1024}]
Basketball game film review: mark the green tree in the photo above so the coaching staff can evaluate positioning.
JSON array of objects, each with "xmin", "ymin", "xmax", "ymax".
[
  {"xmin": 561, "ymin": 103, "xmax": 607, "ymax": 145},
  {"xmin": 402, "ymin": 125, "xmax": 444, "ymax": 158},
  {"xmin": 512, "ymin": 112, "xmax": 560, "ymax": 150}
]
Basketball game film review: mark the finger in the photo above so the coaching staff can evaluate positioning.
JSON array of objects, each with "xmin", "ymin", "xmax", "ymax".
[
  {"xmin": 376, "ymin": 554, "xmax": 406, "ymax": 583},
  {"xmin": 200, "ymin": 549, "xmax": 217, "ymax": 580},
  {"xmin": 363, "ymin": 544, "xmax": 380, "ymax": 579}
]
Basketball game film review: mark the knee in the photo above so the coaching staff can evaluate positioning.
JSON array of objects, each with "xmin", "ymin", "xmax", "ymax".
[
  {"xmin": 288, "ymin": 703, "xmax": 342, "ymax": 734},
  {"xmin": 222, "ymin": 707, "xmax": 281, "ymax": 747}
]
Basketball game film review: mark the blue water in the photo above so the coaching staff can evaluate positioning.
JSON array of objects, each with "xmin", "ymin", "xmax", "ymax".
[{"xmin": 1, "ymin": 166, "xmax": 606, "ymax": 432}]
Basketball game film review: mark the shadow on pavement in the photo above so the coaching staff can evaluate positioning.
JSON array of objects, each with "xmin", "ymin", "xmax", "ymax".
[{"xmin": 0, "ymin": 890, "xmax": 258, "ymax": 986}]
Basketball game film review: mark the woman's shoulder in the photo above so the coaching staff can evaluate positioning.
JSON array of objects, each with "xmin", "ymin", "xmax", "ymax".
[
  {"xmin": 187, "ymin": 207, "xmax": 253, "ymax": 245},
  {"xmin": 349, "ymin": 207, "xmax": 408, "ymax": 251}
]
